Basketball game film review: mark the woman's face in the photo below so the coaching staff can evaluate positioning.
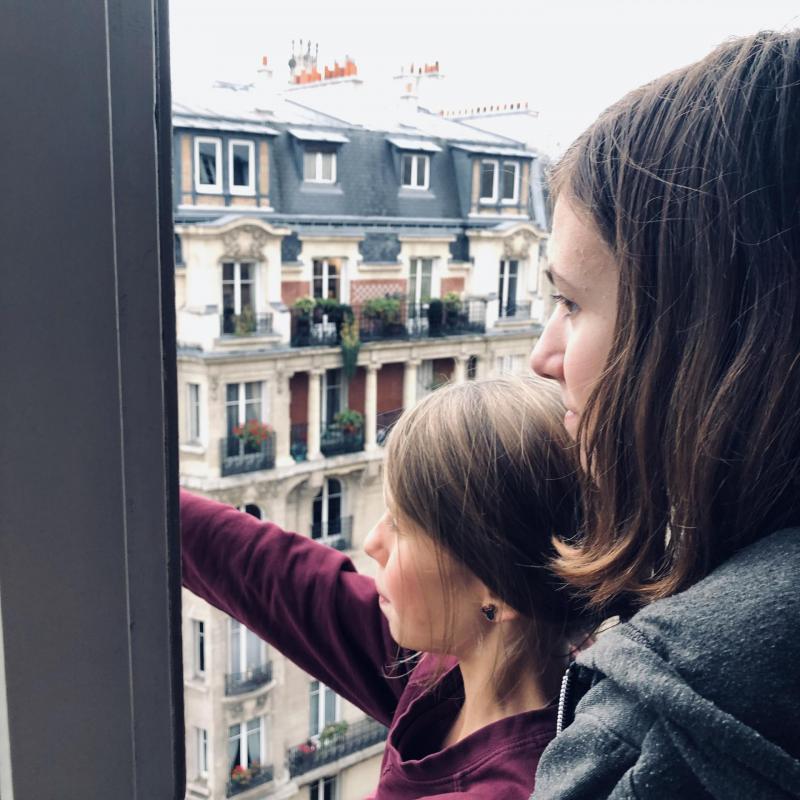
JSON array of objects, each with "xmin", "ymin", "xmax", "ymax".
[
  {"xmin": 364, "ymin": 495, "xmax": 485, "ymax": 655},
  {"xmin": 530, "ymin": 197, "xmax": 619, "ymax": 439}
]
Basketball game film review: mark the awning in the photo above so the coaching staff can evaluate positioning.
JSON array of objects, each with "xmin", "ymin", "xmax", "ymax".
[
  {"xmin": 452, "ymin": 143, "xmax": 534, "ymax": 159},
  {"xmin": 289, "ymin": 128, "xmax": 350, "ymax": 144},
  {"xmin": 386, "ymin": 136, "xmax": 443, "ymax": 153}
]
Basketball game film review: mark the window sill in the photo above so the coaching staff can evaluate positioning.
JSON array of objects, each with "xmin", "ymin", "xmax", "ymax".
[
  {"xmin": 300, "ymin": 183, "xmax": 343, "ymax": 195},
  {"xmin": 195, "ymin": 187, "xmax": 223, "ymax": 195},
  {"xmin": 398, "ymin": 188, "xmax": 435, "ymax": 199},
  {"xmin": 180, "ymin": 443, "xmax": 206, "ymax": 455}
]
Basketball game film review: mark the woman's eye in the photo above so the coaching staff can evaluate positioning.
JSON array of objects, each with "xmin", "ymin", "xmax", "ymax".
[{"xmin": 551, "ymin": 293, "xmax": 580, "ymax": 316}]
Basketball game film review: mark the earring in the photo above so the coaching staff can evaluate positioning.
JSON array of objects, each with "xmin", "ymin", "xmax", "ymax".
[{"xmin": 481, "ymin": 604, "xmax": 497, "ymax": 622}]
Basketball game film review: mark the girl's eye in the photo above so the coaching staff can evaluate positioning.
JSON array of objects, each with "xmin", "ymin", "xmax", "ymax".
[{"xmin": 551, "ymin": 293, "xmax": 580, "ymax": 316}]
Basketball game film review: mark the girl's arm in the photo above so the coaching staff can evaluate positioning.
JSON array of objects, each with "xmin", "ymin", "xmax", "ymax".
[{"xmin": 180, "ymin": 489, "xmax": 405, "ymax": 726}]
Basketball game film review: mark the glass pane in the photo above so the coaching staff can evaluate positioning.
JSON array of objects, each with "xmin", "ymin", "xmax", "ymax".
[
  {"xmin": 402, "ymin": 155, "xmax": 413, "ymax": 186},
  {"xmin": 321, "ymin": 153, "xmax": 333, "ymax": 181},
  {"xmin": 420, "ymin": 259, "xmax": 432, "ymax": 301},
  {"xmin": 199, "ymin": 142, "xmax": 217, "ymax": 185},
  {"xmin": 313, "ymin": 277, "xmax": 323, "ymax": 298},
  {"xmin": 304, "ymin": 150, "xmax": 317, "ymax": 180},
  {"xmin": 328, "ymin": 478, "xmax": 341, "ymax": 496},
  {"xmin": 226, "ymin": 383, "xmax": 239, "ymax": 403},
  {"xmin": 327, "ymin": 261, "xmax": 338, "ymax": 278},
  {"xmin": 232, "ymin": 144, "xmax": 250, "ymax": 187},
  {"xmin": 247, "ymin": 719, "xmax": 261, "ymax": 766},
  {"xmin": 245, "ymin": 381, "xmax": 261, "ymax": 403},
  {"xmin": 246, "ymin": 629, "xmax": 261, "ymax": 669},
  {"xmin": 408, "ymin": 259, "xmax": 418, "ymax": 302},
  {"xmin": 324, "ymin": 776, "xmax": 336, "ymax": 800},
  {"xmin": 328, "ymin": 494, "xmax": 341, "ymax": 533},
  {"xmin": 239, "ymin": 263, "xmax": 252, "ymax": 282},
  {"xmin": 508, "ymin": 267, "xmax": 518, "ymax": 311},
  {"xmin": 324, "ymin": 687, "xmax": 337, "ymax": 724},
  {"xmin": 309, "ymin": 681, "xmax": 320, "ymax": 736},
  {"xmin": 310, "ymin": 783, "xmax": 319, "ymax": 800},
  {"xmin": 223, "ymin": 262, "xmax": 234, "ymax": 281},
  {"xmin": 328, "ymin": 274, "xmax": 339, "ymax": 300},
  {"xmin": 230, "ymin": 622, "xmax": 241, "ymax": 673},
  {"xmin": 228, "ymin": 725, "xmax": 241, "ymax": 772},
  {"xmin": 240, "ymin": 283, "xmax": 252, "ymax": 311},
  {"xmin": 502, "ymin": 162, "xmax": 517, "ymax": 199},
  {"xmin": 312, "ymin": 490, "xmax": 323, "ymax": 537},
  {"xmin": 480, "ymin": 161, "xmax": 495, "ymax": 199},
  {"xmin": 498, "ymin": 264, "xmax": 506, "ymax": 311},
  {"xmin": 222, "ymin": 283, "xmax": 235, "ymax": 314},
  {"xmin": 313, "ymin": 260, "xmax": 323, "ymax": 278}
]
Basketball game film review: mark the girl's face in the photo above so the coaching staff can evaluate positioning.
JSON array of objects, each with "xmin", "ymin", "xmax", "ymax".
[
  {"xmin": 530, "ymin": 197, "xmax": 618, "ymax": 439},
  {"xmin": 364, "ymin": 495, "xmax": 485, "ymax": 655}
]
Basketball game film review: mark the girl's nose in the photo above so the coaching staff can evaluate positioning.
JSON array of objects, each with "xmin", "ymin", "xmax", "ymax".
[
  {"xmin": 363, "ymin": 519, "xmax": 387, "ymax": 565},
  {"xmin": 530, "ymin": 310, "xmax": 565, "ymax": 382}
]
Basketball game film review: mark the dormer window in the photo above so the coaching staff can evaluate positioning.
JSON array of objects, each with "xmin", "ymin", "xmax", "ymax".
[
  {"xmin": 401, "ymin": 153, "xmax": 429, "ymax": 189},
  {"xmin": 479, "ymin": 159, "xmax": 520, "ymax": 204},
  {"xmin": 479, "ymin": 160, "xmax": 498, "ymax": 202},
  {"xmin": 195, "ymin": 136, "xmax": 222, "ymax": 194},
  {"xmin": 501, "ymin": 162, "xmax": 519, "ymax": 203},
  {"xmin": 229, "ymin": 140, "xmax": 255, "ymax": 195},
  {"xmin": 303, "ymin": 150, "xmax": 337, "ymax": 183}
]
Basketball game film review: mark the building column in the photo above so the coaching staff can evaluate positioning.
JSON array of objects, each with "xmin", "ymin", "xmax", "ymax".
[
  {"xmin": 403, "ymin": 359, "xmax": 420, "ymax": 410},
  {"xmin": 454, "ymin": 356, "xmax": 468, "ymax": 385},
  {"xmin": 273, "ymin": 368, "xmax": 294, "ymax": 467},
  {"xmin": 307, "ymin": 369, "xmax": 323, "ymax": 461},
  {"xmin": 365, "ymin": 363, "xmax": 380, "ymax": 451}
]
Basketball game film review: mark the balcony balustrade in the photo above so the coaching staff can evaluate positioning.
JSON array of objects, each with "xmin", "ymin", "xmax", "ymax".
[
  {"xmin": 290, "ymin": 423, "xmax": 308, "ymax": 462},
  {"xmin": 226, "ymin": 763, "xmax": 274, "ymax": 797},
  {"xmin": 220, "ymin": 310, "xmax": 273, "ymax": 337},
  {"xmin": 286, "ymin": 717, "xmax": 388, "ymax": 778},
  {"xmin": 320, "ymin": 422, "xmax": 364, "ymax": 456},
  {"xmin": 289, "ymin": 299, "xmax": 487, "ymax": 347},
  {"xmin": 497, "ymin": 300, "xmax": 532, "ymax": 320},
  {"xmin": 224, "ymin": 661, "xmax": 273, "ymax": 696},
  {"xmin": 220, "ymin": 432, "xmax": 276, "ymax": 476},
  {"xmin": 311, "ymin": 516, "xmax": 353, "ymax": 550}
]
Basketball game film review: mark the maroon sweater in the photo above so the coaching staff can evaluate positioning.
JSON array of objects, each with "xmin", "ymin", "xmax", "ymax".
[{"xmin": 181, "ymin": 490, "xmax": 555, "ymax": 799}]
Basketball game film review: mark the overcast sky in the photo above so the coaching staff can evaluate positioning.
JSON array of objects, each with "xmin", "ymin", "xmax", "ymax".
[{"xmin": 169, "ymin": 0, "xmax": 800, "ymax": 155}]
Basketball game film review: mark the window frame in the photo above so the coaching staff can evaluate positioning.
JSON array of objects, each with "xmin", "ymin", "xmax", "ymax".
[
  {"xmin": 478, "ymin": 159, "xmax": 499, "ymax": 203},
  {"xmin": 310, "ymin": 775, "xmax": 339, "ymax": 800},
  {"xmin": 312, "ymin": 478, "xmax": 343, "ymax": 541},
  {"xmin": 192, "ymin": 619, "xmax": 206, "ymax": 679},
  {"xmin": 194, "ymin": 136, "xmax": 223, "ymax": 194},
  {"xmin": 312, "ymin": 258, "xmax": 340, "ymax": 301},
  {"xmin": 221, "ymin": 260, "xmax": 257, "ymax": 317},
  {"xmin": 308, "ymin": 680, "xmax": 341, "ymax": 738},
  {"xmin": 401, "ymin": 153, "xmax": 430, "ymax": 190},
  {"xmin": 228, "ymin": 618, "xmax": 267, "ymax": 676},
  {"xmin": 196, "ymin": 726, "xmax": 209, "ymax": 779},
  {"xmin": 321, "ymin": 368, "xmax": 346, "ymax": 427},
  {"xmin": 500, "ymin": 161, "xmax": 520, "ymax": 204},
  {"xmin": 187, "ymin": 382, "xmax": 201, "ymax": 444},
  {"xmin": 303, "ymin": 149, "xmax": 337, "ymax": 184},
  {"xmin": 228, "ymin": 716, "xmax": 266, "ymax": 772},
  {"xmin": 228, "ymin": 139, "xmax": 256, "ymax": 196},
  {"xmin": 498, "ymin": 259, "xmax": 520, "ymax": 317},
  {"xmin": 225, "ymin": 381, "xmax": 266, "ymax": 438}
]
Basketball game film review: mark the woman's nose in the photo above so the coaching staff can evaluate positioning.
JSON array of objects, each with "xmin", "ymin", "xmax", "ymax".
[
  {"xmin": 363, "ymin": 520, "xmax": 387, "ymax": 565},
  {"xmin": 530, "ymin": 311, "xmax": 565, "ymax": 382}
]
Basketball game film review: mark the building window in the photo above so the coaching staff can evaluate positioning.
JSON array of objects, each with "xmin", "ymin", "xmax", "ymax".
[
  {"xmin": 467, "ymin": 355, "xmax": 478, "ymax": 380},
  {"xmin": 192, "ymin": 619, "xmax": 206, "ymax": 678},
  {"xmin": 310, "ymin": 775, "xmax": 339, "ymax": 800},
  {"xmin": 195, "ymin": 136, "xmax": 222, "ymax": 194},
  {"xmin": 221, "ymin": 261, "xmax": 256, "ymax": 333},
  {"xmin": 408, "ymin": 258, "xmax": 433, "ymax": 306},
  {"xmin": 228, "ymin": 717, "xmax": 265, "ymax": 776},
  {"xmin": 498, "ymin": 260, "xmax": 519, "ymax": 317},
  {"xmin": 401, "ymin": 153, "xmax": 429, "ymax": 189},
  {"xmin": 229, "ymin": 139, "xmax": 255, "ymax": 195},
  {"xmin": 312, "ymin": 478, "xmax": 343, "ymax": 541},
  {"xmin": 501, "ymin": 161, "xmax": 519, "ymax": 203},
  {"xmin": 303, "ymin": 150, "xmax": 336, "ymax": 183},
  {"xmin": 416, "ymin": 359, "xmax": 435, "ymax": 400},
  {"xmin": 238, "ymin": 503, "xmax": 262, "ymax": 519},
  {"xmin": 187, "ymin": 383, "xmax": 201, "ymax": 444},
  {"xmin": 496, "ymin": 354, "xmax": 524, "ymax": 375},
  {"xmin": 479, "ymin": 159, "xmax": 498, "ymax": 202},
  {"xmin": 196, "ymin": 727, "xmax": 209, "ymax": 778},
  {"xmin": 225, "ymin": 381, "xmax": 265, "ymax": 456},
  {"xmin": 312, "ymin": 259, "xmax": 340, "ymax": 300},
  {"xmin": 229, "ymin": 619, "xmax": 266, "ymax": 676},
  {"xmin": 321, "ymin": 369, "xmax": 345, "ymax": 426},
  {"xmin": 309, "ymin": 681, "xmax": 340, "ymax": 737}
]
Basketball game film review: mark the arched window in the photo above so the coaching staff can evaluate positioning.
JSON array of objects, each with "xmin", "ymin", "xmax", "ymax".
[{"xmin": 312, "ymin": 479, "xmax": 344, "ymax": 544}]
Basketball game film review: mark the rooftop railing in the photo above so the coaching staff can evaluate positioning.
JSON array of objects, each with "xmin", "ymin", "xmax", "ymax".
[{"xmin": 224, "ymin": 661, "xmax": 273, "ymax": 696}]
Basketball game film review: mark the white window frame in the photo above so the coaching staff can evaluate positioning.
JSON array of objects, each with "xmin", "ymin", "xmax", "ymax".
[
  {"xmin": 194, "ymin": 136, "xmax": 222, "ymax": 194},
  {"xmin": 321, "ymin": 369, "xmax": 347, "ymax": 427},
  {"xmin": 228, "ymin": 716, "xmax": 266, "ymax": 770},
  {"xmin": 228, "ymin": 139, "xmax": 255, "ymax": 196},
  {"xmin": 312, "ymin": 478, "xmax": 343, "ymax": 541},
  {"xmin": 228, "ymin": 619, "xmax": 267, "ymax": 675},
  {"xmin": 196, "ymin": 727, "xmax": 209, "ymax": 779},
  {"xmin": 304, "ymin": 150, "xmax": 337, "ymax": 184},
  {"xmin": 309, "ymin": 680, "xmax": 341, "ymax": 738},
  {"xmin": 225, "ymin": 381, "xmax": 267, "ymax": 437},
  {"xmin": 498, "ymin": 259, "xmax": 519, "ymax": 316},
  {"xmin": 221, "ymin": 261, "xmax": 257, "ymax": 316},
  {"xmin": 408, "ymin": 257, "xmax": 434, "ymax": 306},
  {"xmin": 496, "ymin": 354, "xmax": 523, "ymax": 375},
  {"xmin": 187, "ymin": 383, "xmax": 202, "ymax": 444},
  {"xmin": 312, "ymin": 258, "xmax": 340, "ymax": 301},
  {"xmin": 500, "ymin": 161, "xmax": 520, "ymax": 204},
  {"xmin": 401, "ymin": 153, "xmax": 430, "ymax": 190},
  {"xmin": 310, "ymin": 775, "xmax": 339, "ymax": 800},
  {"xmin": 479, "ymin": 159, "xmax": 499, "ymax": 203},
  {"xmin": 192, "ymin": 619, "xmax": 206, "ymax": 679}
]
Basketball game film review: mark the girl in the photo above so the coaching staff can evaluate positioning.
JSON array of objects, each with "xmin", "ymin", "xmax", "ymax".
[
  {"xmin": 181, "ymin": 376, "xmax": 588, "ymax": 799},
  {"xmin": 530, "ymin": 30, "xmax": 800, "ymax": 799}
]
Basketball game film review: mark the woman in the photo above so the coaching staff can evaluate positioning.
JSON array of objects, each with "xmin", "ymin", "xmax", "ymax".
[{"xmin": 529, "ymin": 30, "xmax": 800, "ymax": 799}]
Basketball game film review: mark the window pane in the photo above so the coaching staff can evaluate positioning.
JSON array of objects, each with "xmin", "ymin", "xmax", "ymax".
[
  {"xmin": 502, "ymin": 162, "xmax": 517, "ymax": 200},
  {"xmin": 311, "ymin": 783, "xmax": 319, "ymax": 800},
  {"xmin": 420, "ymin": 259, "xmax": 432, "ymax": 300},
  {"xmin": 304, "ymin": 150, "xmax": 317, "ymax": 180},
  {"xmin": 313, "ymin": 260, "xmax": 323, "ymax": 278},
  {"xmin": 309, "ymin": 681, "xmax": 320, "ymax": 736},
  {"xmin": 230, "ymin": 621, "xmax": 241, "ymax": 673},
  {"xmin": 199, "ymin": 141, "xmax": 218, "ymax": 185},
  {"xmin": 324, "ymin": 687, "xmax": 337, "ymax": 724},
  {"xmin": 324, "ymin": 776, "xmax": 337, "ymax": 800},
  {"xmin": 480, "ymin": 161, "xmax": 496, "ymax": 199},
  {"xmin": 226, "ymin": 383, "xmax": 239, "ymax": 403},
  {"xmin": 313, "ymin": 277, "xmax": 323, "ymax": 298},
  {"xmin": 321, "ymin": 153, "xmax": 334, "ymax": 181},
  {"xmin": 228, "ymin": 725, "xmax": 241, "ymax": 772},
  {"xmin": 246, "ymin": 629, "xmax": 262, "ymax": 669},
  {"xmin": 223, "ymin": 262, "xmax": 234, "ymax": 281},
  {"xmin": 415, "ymin": 156, "xmax": 427, "ymax": 187},
  {"xmin": 498, "ymin": 265, "xmax": 506, "ymax": 314},
  {"xmin": 245, "ymin": 381, "xmax": 261, "ymax": 403},
  {"xmin": 507, "ymin": 261, "xmax": 518, "ymax": 312},
  {"xmin": 232, "ymin": 143, "xmax": 251, "ymax": 187},
  {"xmin": 402, "ymin": 154, "xmax": 413, "ymax": 186},
  {"xmin": 247, "ymin": 718, "xmax": 261, "ymax": 766},
  {"xmin": 328, "ymin": 494, "xmax": 341, "ymax": 532},
  {"xmin": 312, "ymin": 490, "xmax": 323, "ymax": 537}
]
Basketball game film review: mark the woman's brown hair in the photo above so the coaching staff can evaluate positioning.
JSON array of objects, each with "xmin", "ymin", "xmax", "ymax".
[
  {"xmin": 385, "ymin": 376, "xmax": 586, "ymax": 699},
  {"xmin": 550, "ymin": 30, "xmax": 800, "ymax": 611}
]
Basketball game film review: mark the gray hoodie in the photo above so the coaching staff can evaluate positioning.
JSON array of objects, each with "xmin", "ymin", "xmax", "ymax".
[{"xmin": 532, "ymin": 527, "xmax": 800, "ymax": 799}]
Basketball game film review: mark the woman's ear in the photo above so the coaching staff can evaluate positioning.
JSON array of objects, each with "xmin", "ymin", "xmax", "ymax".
[{"xmin": 479, "ymin": 585, "xmax": 519, "ymax": 623}]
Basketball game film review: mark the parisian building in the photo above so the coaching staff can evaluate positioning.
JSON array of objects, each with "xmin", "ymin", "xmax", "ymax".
[{"xmin": 178, "ymin": 49, "xmax": 550, "ymax": 800}]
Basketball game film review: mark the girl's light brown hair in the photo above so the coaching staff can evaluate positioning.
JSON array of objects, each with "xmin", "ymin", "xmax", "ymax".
[
  {"xmin": 384, "ymin": 376, "xmax": 586, "ymax": 698},
  {"xmin": 550, "ymin": 30, "xmax": 800, "ymax": 611}
]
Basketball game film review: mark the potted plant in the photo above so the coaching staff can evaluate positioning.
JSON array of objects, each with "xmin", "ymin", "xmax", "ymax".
[
  {"xmin": 232, "ymin": 420, "xmax": 273, "ymax": 451},
  {"xmin": 319, "ymin": 719, "xmax": 349, "ymax": 746},
  {"xmin": 443, "ymin": 292, "xmax": 462, "ymax": 328},
  {"xmin": 333, "ymin": 409, "xmax": 364, "ymax": 436},
  {"xmin": 234, "ymin": 305, "xmax": 257, "ymax": 336},
  {"xmin": 292, "ymin": 296, "xmax": 315, "ymax": 344},
  {"xmin": 231, "ymin": 765, "xmax": 251, "ymax": 785}
]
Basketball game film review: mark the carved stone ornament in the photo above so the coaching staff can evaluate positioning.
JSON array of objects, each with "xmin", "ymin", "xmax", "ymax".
[
  {"xmin": 209, "ymin": 376, "xmax": 219, "ymax": 403},
  {"xmin": 503, "ymin": 229, "xmax": 537, "ymax": 260},
  {"xmin": 222, "ymin": 225, "xmax": 269, "ymax": 260}
]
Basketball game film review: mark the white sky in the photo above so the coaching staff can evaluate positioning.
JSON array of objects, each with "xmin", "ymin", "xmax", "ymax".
[{"xmin": 169, "ymin": 0, "xmax": 800, "ymax": 155}]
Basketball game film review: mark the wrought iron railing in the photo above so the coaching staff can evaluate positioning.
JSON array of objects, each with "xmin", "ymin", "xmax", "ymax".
[
  {"xmin": 311, "ymin": 516, "xmax": 353, "ymax": 550},
  {"xmin": 497, "ymin": 300, "xmax": 532, "ymax": 320},
  {"xmin": 226, "ymin": 763, "xmax": 274, "ymax": 797},
  {"xmin": 220, "ymin": 433, "xmax": 276, "ymax": 476},
  {"xmin": 220, "ymin": 311, "xmax": 273, "ymax": 336},
  {"xmin": 320, "ymin": 423, "xmax": 364, "ymax": 456},
  {"xmin": 224, "ymin": 661, "xmax": 273, "ymax": 696},
  {"xmin": 286, "ymin": 717, "xmax": 388, "ymax": 778},
  {"xmin": 290, "ymin": 423, "xmax": 308, "ymax": 462}
]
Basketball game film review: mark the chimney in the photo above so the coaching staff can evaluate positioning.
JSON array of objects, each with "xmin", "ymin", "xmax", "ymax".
[{"xmin": 254, "ymin": 55, "xmax": 276, "ymax": 112}]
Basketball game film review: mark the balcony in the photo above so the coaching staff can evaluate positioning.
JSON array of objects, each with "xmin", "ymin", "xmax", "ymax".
[
  {"xmin": 290, "ymin": 423, "xmax": 309, "ymax": 462},
  {"xmin": 226, "ymin": 763, "xmax": 274, "ymax": 797},
  {"xmin": 497, "ymin": 300, "xmax": 532, "ymax": 321},
  {"xmin": 289, "ymin": 298, "xmax": 487, "ymax": 347},
  {"xmin": 224, "ymin": 661, "xmax": 273, "ymax": 696},
  {"xmin": 286, "ymin": 717, "xmax": 388, "ymax": 778},
  {"xmin": 321, "ymin": 423, "xmax": 364, "ymax": 457},
  {"xmin": 220, "ymin": 310, "xmax": 273, "ymax": 337},
  {"xmin": 220, "ymin": 432, "xmax": 276, "ymax": 477},
  {"xmin": 311, "ymin": 516, "xmax": 353, "ymax": 550}
]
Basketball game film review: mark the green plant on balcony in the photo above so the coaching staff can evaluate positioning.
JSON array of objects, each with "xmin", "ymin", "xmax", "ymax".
[
  {"xmin": 333, "ymin": 409, "xmax": 364, "ymax": 435},
  {"xmin": 427, "ymin": 298, "xmax": 444, "ymax": 333},
  {"xmin": 319, "ymin": 719, "xmax": 349, "ymax": 746},
  {"xmin": 232, "ymin": 419, "xmax": 273, "ymax": 449},
  {"xmin": 340, "ymin": 318, "xmax": 360, "ymax": 380},
  {"xmin": 443, "ymin": 292, "xmax": 462, "ymax": 326},
  {"xmin": 362, "ymin": 296, "xmax": 402, "ymax": 323},
  {"xmin": 234, "ymin": 305, "xmax": 257, "ymax": 335},
  {"xmin": 293, "ymin": 296, "xmax": 316, "ymax": 315}
]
